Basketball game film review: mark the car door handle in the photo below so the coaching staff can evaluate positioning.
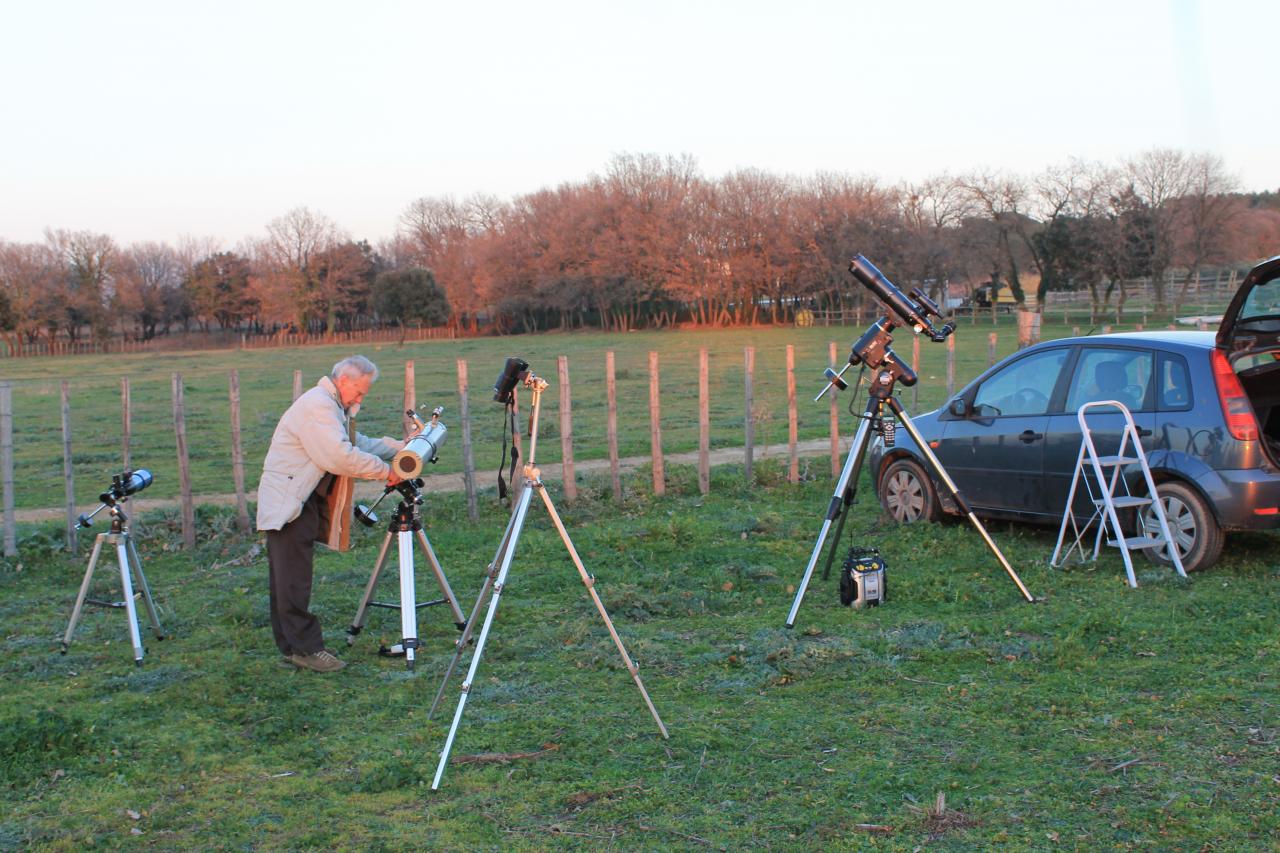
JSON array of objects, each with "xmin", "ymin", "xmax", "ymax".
[
  {"xmin": 1136, "ymin": 427, "xmax": 1152, "ymax": 437},
  {"xmin": 1019, "ymin": 430, "xmax": 1044, "ymax": 444}
]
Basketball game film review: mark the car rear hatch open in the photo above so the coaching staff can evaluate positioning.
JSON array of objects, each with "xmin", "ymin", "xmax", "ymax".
[{"xmin": 1217, "ymin": 255, "xmax": 1280, "ymax": 462}]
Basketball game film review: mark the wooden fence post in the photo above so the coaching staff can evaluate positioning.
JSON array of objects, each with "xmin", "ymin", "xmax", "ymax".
[
  {"xmin": 698, "ymin": 348, "xmax": 710, "ymax": 495},
  {"xmin": 786, "ymin": 344, "xmax": 798, "ymax": 484},
  {"xmin": 744, "ymin": 346, "xmax": 755, "ymax": 482},
  {"xmin": 172, "ymin": 373, "xmax": 196, "ymax": 549},
  {"xmin": 61, "ymin": 381, "xmax": 76, "ymax": 552},
  {"xmin": 829, "ymin": 342, "xmax": 840, "ymax": 478},
  {"xmin": 557, "ymin": 356, "xmax": 576, "ymax": 502},
  {"xmin": 946, "ymin": 335, "xmax": 956, "ymax": 397},
  {"xmin": 121, "ymin": 377, "xmax": 131, "ymax": 470},
  {"xmin": 911, "ymin": 335, "xmax": 921, "ymax": 410},
  {"xmin": 456, "ymin": 360, "xmax": 478, "ymax": 522},
  {"xmin": 229, "ymin": 370, "xmax": 250, "ymax": 533},
  {"xmin": 648, "ymin": 351, "xmax": 664, "ymax": 496},
  {"xmin": 293, "ymin": 369, "xmax": 303, "ymax": 401},
  {"xmin": 606, "ymin": 351, "xmax": 621, "ymax": 500},
  {"xmin": 988, "ymin": 332, "xmax": 998, "ymax": 367},
  {"xmin": 0, "ymin": 383, "xmax": 14, "ymax": 557},
  {"xmin": 403, "ymin": 360, "xmax": 416, "ymax": 439}
]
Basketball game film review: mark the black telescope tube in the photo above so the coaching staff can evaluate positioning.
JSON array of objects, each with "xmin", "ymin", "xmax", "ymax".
[{"xmin": 848, "ymin": 255, "xmax": 935, "ymax": 333}]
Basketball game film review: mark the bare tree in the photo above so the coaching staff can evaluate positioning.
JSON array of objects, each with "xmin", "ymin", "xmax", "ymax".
[
  {"xmin": 114, "ymin": 242, "xmax": 183, "ymax": 340},
  {"xmin": 1171, "ymin": 153, "xmax": 1240, "ymax": 313},
  {"xmin": 260, "ymin": 207, "xmax": 344, "ymax": 331},
  {"xmin": 1122, "ymin": 148, "xmax": 1196, "ymax": 311},
  {"xmin": 955, "ymin": 171, "xmax": 1034, "ymax": 307}
]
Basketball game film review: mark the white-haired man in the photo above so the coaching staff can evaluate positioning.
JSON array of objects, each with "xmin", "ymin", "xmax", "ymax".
[{"xmin": 257, "ymin": 355, "xmax": 404, "ymax": 672}]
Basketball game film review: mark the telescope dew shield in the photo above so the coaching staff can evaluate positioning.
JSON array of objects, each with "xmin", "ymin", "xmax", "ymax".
[{"xmin": 393, "ymin": 421, "xmax": 447, "ymax": 479}]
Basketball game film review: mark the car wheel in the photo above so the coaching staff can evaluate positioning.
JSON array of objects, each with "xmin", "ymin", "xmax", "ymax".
[
  {"xmin": 879, "ymin": 458, "xmax": 939, "ymax": 523},
  {"xmin": 1139, "ymin": 481, "xmax": 1223, "ymax": 573}
]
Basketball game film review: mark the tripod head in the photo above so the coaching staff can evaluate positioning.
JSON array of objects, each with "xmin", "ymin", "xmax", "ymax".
[{"xmin": 354, "ymin": 477, "xmax": 426, "ymax": 528}]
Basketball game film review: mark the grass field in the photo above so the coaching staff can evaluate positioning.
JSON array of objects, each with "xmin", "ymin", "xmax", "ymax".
[
  {"xmin": 3, "ymin": 315, "xmax": 1123, "ymax": 512},
  {"xmin": 2, "ymin": 320, "xmax": 1276, "ymax": 850},
  {"xmin": 1, "ymin": 471, "xmax": 1277, "ymax": 848}
]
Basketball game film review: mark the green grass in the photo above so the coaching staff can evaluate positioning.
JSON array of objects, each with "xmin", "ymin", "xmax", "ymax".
[
  {"xmin": 0, "ymin": 315, "xmax": 1155, "ymax": 512},
  {"xmin": 1, "ymin": 457, "xmax": 1276, "ymax": 851}
]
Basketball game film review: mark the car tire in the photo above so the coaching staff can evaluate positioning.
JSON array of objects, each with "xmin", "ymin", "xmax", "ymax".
[
  {"xmin": 1139, "ymin": 481, "xmax": 1223, "ymax": 573},
  {"xmin": 879, "ymin": 458, "xmax": 939, "ymax": 523}
]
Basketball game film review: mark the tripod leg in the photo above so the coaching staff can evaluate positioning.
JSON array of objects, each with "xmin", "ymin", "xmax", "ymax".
[
  {"xmin": 347, "ymin": 531, "xmax": 393, "ymax": 644},
  {"xmin": 62, "ymin": 534, "xmax": 106, "ymax": 652},
  {"xmin": 785, "ymin": 406, "xmax": 877, "ymax": 628},
  {"xmin": 820, "ymin": 487, "xmax": 853, "ymax": 582},
  {"xmin": 397, "ymin": 530, "xmax": 419, "ymax": 670},
  {"xmin": 536, "ymin": 484, "xmax": 669, "ymax": 738},
  {"xmin": 127, "ymin": 535, "xmax": 164, "ymax": 639},
  {"xmin": 416, "ymin": 529, "xmax": 465, "ymax": 627},
  {"xmin": 431, "ymin": 483, "xmax": 535, "ymax": 790},
  {"xmin": 428, "ymin": 494, "xmax": 524, "ymax": 719},
  {"xmin": 886, "ymin": 397, "xmax": 1037, "ymax": 603},
  {"xmin": 114, "ymin": 536, "xmax": 146, "ymax": 665}
]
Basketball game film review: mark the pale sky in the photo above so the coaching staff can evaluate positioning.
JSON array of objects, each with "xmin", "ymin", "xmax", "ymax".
[{"xmin": 1, "ymin": 0, "xmax": 1275, "ymax": 248}]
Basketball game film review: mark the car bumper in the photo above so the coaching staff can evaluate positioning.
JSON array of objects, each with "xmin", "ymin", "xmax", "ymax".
[{"xmin": 1204, "ymin": 468, "xmax": 1280, "ymax": 530}]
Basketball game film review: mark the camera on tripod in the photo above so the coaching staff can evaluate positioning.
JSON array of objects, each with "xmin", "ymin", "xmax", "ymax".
[
  {"xmin": 494, "ymin": 357, "xmax": 530, "ymax": 404},
  {"xmin": 77, "ymin": 469, "xmax": 154, "ymax": 528}
]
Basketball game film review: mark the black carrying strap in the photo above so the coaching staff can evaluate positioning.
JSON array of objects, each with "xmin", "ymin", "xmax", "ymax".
[{"xmin": 497, "ymin": 402, "xmax": 520, "ymax": 501}]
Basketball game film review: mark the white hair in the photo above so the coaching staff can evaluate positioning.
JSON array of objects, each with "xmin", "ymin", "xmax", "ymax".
[{"xmin": 331, "ymin": 355, "xmax": 379, "ymax": 382}]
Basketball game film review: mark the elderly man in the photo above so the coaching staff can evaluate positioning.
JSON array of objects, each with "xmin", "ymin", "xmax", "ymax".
[{"xmin": 258, "ymin": 355, "xmax": 403, "ymax": 672}]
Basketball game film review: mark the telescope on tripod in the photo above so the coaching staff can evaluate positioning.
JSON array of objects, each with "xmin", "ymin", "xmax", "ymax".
[
  {"xmin": 62, "ymin": 469, "xmax": 165, "ymax": 665},
  {"xmin": 785, "ymin": 256, "xmax": 1037, "ymax": 629},
  {"xmin": 347, "ymin": 406, "xmax": 464, "ymax": 670}
]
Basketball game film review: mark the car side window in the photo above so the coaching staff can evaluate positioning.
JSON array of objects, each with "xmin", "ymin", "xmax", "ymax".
[
  {"xmin": 1157, "ymin": 352, "xmax": 1192, "ymax": 411},
  {"xmin": 1064, "ymin": 347, "xmax": 1154, "ymax": 414},
  {"xmin": 971, "ymin": 348, "xmax": 1068, "ymax": 417}
]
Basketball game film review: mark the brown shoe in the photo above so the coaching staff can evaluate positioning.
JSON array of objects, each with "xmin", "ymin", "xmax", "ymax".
[{"xmin": 288, "ymin": 649, "xmax": 347, "ymax": 672}]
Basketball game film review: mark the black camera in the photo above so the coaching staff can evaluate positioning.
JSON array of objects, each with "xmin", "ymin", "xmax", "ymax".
[{"xmin": 493, "ymin": 357, "xmax": 529, "ymax": 404}]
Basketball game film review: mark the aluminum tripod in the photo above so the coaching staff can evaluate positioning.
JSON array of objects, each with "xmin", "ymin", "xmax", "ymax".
[
  {"xmin": 785, "ymin": 360, "xmax": 1037, "ymax": 629},
  {"xmin": 61, "ymin": 503, "xmax": 164, "ymax": 665},
  {"xmin": 427, "ymin": 370, "xmax": 669, "ymax": 790},
  {"xmin": 346, "ymin": 485, "xmax": 465, "ymax": 671}
]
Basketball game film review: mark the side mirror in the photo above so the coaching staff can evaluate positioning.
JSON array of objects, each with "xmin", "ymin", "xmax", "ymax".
[{"xmin": 948, "ymin": 398, "xmax": 967, "ymax": 418}]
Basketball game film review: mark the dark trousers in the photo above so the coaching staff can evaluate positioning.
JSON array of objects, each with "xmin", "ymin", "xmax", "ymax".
[{"xmin": 267, "ymin": 486, "xmax": 326, "ymax": 656}]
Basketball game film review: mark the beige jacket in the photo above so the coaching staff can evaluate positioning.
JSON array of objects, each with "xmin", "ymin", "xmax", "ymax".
[{"xmin": 256, "ymin": 376, "xmax": 397, "ymax": 531}]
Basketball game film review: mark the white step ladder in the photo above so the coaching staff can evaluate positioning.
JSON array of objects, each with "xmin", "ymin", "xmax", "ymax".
[{"xmin": 1050, "ymin": 400, "xmax": 1186, "ymax": 587}]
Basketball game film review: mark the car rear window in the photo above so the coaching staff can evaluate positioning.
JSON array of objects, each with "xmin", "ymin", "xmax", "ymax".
[
  {"xmin": 1064, "ymin": 347, "xmax": 1153, "ymax": 414},
  {"xmin": 1157, "ymin": 352, "xmax": 1192, "ymax": 411}
]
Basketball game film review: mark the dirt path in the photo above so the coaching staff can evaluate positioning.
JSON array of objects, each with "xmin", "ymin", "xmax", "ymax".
[{"xmin": 14, "ymin": 437, "xmax": 853, "ymax": 523}]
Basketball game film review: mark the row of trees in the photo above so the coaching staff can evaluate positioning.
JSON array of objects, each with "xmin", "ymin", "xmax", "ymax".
[{"xmin": 2, "ymin": 149, "xmax": 1277, "ymax": 347}]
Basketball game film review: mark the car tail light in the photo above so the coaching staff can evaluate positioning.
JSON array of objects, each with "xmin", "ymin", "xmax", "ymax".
[{"xmin": 1211, "ymin": 349, "xmax": 1260, "ymax": 441}]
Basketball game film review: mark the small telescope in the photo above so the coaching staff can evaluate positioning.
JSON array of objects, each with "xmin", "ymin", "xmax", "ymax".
[
  {"xmin": 77, "ymin": 469, "xmax": 153, "ymax": 528},
  {"xmin": 392, "ymin": 407, "xmax": 446, "ymax": 479},
  {"xmin": 493, "ymin": 357, "xmax": 530, "ymax": 404}
]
